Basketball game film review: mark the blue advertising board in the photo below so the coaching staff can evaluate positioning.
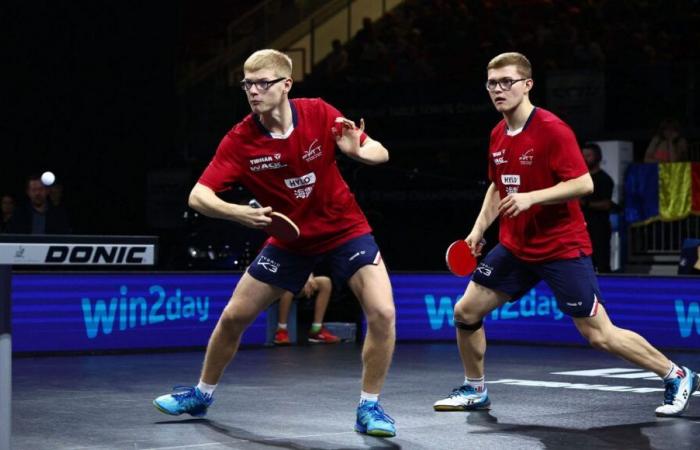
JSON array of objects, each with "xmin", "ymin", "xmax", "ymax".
[
  {"xmin": 392, "ymin": 274, "xmax": 700, "ymax": 350},
  {"xmin": 11, "ymin": 273, "xmax": 265, "ymax": 352},
  {"xmin": 10, "ymin": 272, "xmax": 700, "ymax": 352}
]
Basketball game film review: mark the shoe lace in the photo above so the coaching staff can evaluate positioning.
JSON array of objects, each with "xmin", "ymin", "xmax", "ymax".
[
  {"xmin": 362, "ymin": 402, "xmax": 395, "ymax": 424},
  {"xmin": 449, "ymin": 385, "xmax": 477, "ymax": 398},
  {"xmin": 171, "ymin": 385, "xmax": 210, "ymax": 406},
  {"xmin": 663, "ymin": 378, "xmax": 681, "ymax": 405}
]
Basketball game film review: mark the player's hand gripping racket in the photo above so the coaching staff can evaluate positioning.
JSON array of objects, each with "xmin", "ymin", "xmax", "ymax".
[
  {"xmin": 248, "ymin": 199, "xmax": 300, "ymax": 241},
  {"xmin": 445, "ymin": 239, "xmax": 485, "ymax": 277}
]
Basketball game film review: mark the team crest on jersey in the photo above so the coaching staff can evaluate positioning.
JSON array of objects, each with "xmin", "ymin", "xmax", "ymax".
[
  {"xmin": 249, "ymin": 154, "xmax": 287, "ymax": 172},
  {"xmin": 303, "ymin": 139, "xmax": 323, "ymax": 162},
  {"xmin": 492, "ymin": 149, "xmax": 508, "ymax": 165},
  {"xmin": 519, "ymin": 148, "xmax": 534, "ymax": 166},
  {"xmin": 284, "ymin": 171, "xmax": 317, "ymax": 199}
]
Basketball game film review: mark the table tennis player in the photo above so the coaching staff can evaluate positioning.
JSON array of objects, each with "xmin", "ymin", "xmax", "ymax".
[
  {"xmin": 433, "ymin": 52, "xmax": 698, "ymax": 417},
  {"xmin": 153, "ymin": 49, "xmax": 398, "ymax": 437}
]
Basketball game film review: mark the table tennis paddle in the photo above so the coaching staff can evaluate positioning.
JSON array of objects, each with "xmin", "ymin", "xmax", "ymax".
[
  {"xmin": 445, "ymin": 239, "xmax": 481, "ymax": 277},
  {"xmin": 248, "ymin": 199, "xmax": 300, "ymax": 241}
]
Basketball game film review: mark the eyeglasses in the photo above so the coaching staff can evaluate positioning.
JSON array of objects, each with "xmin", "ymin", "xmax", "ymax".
[
  {"xmin": 485, "ymin": 78, "xmax": 528, "ymax": 92},
  {"xmin": 240, "ymin": 77, "xmax": 287, "ymax": 91}
]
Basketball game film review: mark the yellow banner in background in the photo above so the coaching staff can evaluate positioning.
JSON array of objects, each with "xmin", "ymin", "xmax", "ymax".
[{"xmin": 658, "ymin": 162, "xmax": 692, "ymax": 220}]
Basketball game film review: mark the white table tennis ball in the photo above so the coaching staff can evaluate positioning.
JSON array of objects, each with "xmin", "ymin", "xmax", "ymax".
[{"xmin": 41, "ymin": 171, "xmax": 55, "ymax": 186}]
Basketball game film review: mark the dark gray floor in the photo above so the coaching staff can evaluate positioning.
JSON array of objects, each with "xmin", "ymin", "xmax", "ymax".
[{"xmin": 11, "ymin": 343, "xmax": 700, "ymax": 449}]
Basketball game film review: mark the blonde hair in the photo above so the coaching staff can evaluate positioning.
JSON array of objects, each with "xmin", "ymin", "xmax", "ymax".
[
  {"xmin": 243, "ymin": 49, "xmax": 293, "ymax": 78},
  {"xmin": 487, "ymin": 52, "xmax": 532, "ymax": 78}
]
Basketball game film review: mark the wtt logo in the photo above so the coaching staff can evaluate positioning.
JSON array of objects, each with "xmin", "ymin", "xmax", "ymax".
[{"xmin": 675, "ymin": 299, "xmax": 700, "ymax": 337}]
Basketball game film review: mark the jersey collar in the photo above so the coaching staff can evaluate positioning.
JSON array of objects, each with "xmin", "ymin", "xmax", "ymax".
[
  {"xmin": 505, "ymin": 106, "xmax": 537, "ymax": 135},
  {"xmin": 253, "ymin": 100, "xmax": 298, "ymax": 138}
]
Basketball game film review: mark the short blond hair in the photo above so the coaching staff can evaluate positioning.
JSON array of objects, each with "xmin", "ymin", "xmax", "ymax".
[
  {"xmin": 487, "ymin": 52, "xmax": 532, "ymax": 78},
  {"xmin": 243, "ymin": 49, "xmax": 292, "ymax": 78}
]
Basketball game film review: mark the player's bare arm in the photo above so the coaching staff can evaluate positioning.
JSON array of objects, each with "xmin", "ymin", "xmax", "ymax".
[
  {"xmin": 332, "ymin": 117, "xmax": 389, "ymax": 165},
  {"xmin": 188, "ymin": 182, "xmax": 272, "ymax": 228},
  {"xmin": 467, "ymin": 182, "xmax": 500, "ymax": 255},
  {"xmin": 499, "ymin": 172, "xmax": 593, "ymax": 218}
]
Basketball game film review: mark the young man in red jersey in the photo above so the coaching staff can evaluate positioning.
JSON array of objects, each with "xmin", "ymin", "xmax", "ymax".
[
  {"xmin": 154, "ymin": 49, "xmax": 396, "ymax": 437},
  {"xmin": 433, "ymin": 52, "xmax": 698, "ymax": 417}
]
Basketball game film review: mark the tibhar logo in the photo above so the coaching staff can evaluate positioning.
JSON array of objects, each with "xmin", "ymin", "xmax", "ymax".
[
  {"xmin": 46, "ymin": 245, "xmax": 147, "ymax": 264},
  {"xmin": 303, "ymin": 139, "xmax": 323, "ymax": 162},
  {"xmin": 81, "ymin": 285, "xmax": 209, "ymax": 339},
  {"xmin": 249, "ymin": 154, "xmax": 287, "ymax": 172},
  {"xmin": 257, "ymin": 255, "xmax": 280, "ymax": 273},
  {"xmin": 519, "ymin": 149, "xmax": 534, "ymax": 165},
  {"xmin": 492, "ymin": 149, "xmax": 508, "ymax": 165}
]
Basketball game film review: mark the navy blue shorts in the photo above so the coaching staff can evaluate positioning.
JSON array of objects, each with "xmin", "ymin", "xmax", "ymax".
[
  {"xmin": 247, "ymin": 233, "xmax": 382, "ymax": 294},
  {"xmin": 471, "ymin": 244, "xmax": 603, "ymax": 318}
]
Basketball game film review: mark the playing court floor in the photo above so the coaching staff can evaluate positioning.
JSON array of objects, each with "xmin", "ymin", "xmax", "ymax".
[{"xmin": 12, "ymin": 343, "xmax": 700, "ymax": 449}]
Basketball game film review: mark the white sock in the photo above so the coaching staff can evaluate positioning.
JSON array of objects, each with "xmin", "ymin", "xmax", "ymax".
[
  {"xmin": 277, "ymin": 323, "xmax": 288, "ymax": 330},
  {"xmin": 465, "ymin": 376, "xmax": 485, "ymax": 392},
  {"xmin": 360, "ymin": 390, "xmax": 379, "ymax": 403},
  {"xmin": 663, "ymin": 362, "xmax": 684, "ymax": 381},
  {"xmin": 197, "ymin": 380, "xmax": 217, "ymax": 396}
]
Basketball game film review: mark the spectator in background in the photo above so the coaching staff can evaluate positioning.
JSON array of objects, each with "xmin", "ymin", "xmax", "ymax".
[
  {"xmin": 7, "ymin": 175, "xmax": 71, "ymax": 234},
  {"xmin": 644, "ymin": 118, "xmax": 688, "ymax": 163},
  {"xmin": 325, "ymin": 39, "xmax": 348, "ymax": 80},
  {"xmin": 274, "ymin": 273, "xmax": 341, "ymax": 345},
  {"xmin": 1, "ymin": 194, "xmax": 15, "ymax": 232},
  {"xmin": 580, "ymin": 142, "xmax": 614, "ymax": 273}
]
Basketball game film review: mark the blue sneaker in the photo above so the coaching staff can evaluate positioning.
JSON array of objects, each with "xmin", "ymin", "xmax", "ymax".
[
  {"xmin": 433, "ymin": 385, "xmax": 491, "ymax": 411},
  {"xmin": 355, "ymin": 401, "xmax": 396, "ymax": 437},
  {"xmin": 153, "ymin": 386, "xmax": 213, "ymax": 417},
  {"xmin": 656, "ymin": 367, "xmax": 700, "ymax": 417}
]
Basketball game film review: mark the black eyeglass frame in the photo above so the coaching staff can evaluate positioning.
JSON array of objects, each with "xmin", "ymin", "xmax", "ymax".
[
  {"xmin": 240, "ymin": 77, "xmax": 287, "ymax": 91},
  {"xmin": 485, "ymin": 78, "xmax": 529, "ymax": 92}
]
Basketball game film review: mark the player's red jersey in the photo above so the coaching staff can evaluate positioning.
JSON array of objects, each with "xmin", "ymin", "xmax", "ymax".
[
  {"xmin": 487, "ymin": 107, "xmax": 592, "ymax": 262},
  {"xmin": 198, "ymin": 98, "xmax": 371, "ymax": 255}
]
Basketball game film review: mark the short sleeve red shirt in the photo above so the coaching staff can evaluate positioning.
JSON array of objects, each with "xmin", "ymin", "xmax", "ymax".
[
  {"xmin": 487, "ymin": 107, "xmax": 592, "ymax": 262},
  {"xmin": 198, "ymin": 98, "xmax": 371, "ymax": 255}
]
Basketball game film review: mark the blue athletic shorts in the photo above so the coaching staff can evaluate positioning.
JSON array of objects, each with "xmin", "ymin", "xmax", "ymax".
[
  {"xmin": 247, "ymin": 233, "xmax": 382, "ymax": 294},
  {"xmin": 471, "ymin": 243, "xmax": 603, "ymax": 317}
]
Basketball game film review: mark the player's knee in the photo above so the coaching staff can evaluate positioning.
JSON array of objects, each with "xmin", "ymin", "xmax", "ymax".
[
  {"xmin": 366, "ymin": 304, "xmax": 396, "ymax": 328},
  {"xmin": 584, "ymin": 330, "xmax": 611, "ymax": 351},
  {"xmin": 220, "ymin": 304, "xmax": 255, "ymax": 331},
  {"xmin": 315, "ymin": 276, "xmax": 332, "ymax": 292},
  {"xmin": 453, "ymin": 303, "xmax": 482, "ymax": 327}
]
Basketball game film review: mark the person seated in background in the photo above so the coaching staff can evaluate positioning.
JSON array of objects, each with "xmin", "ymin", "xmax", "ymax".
[
  {"xmin": 644, "ymin": 118, "xmax": 688, "ymax": 163},
  {"xmin": 1, "ymin": 194, "xmax": 15, "ymax": 232},
  {"xmin": 7, "ymin": 175, "xmax": 71, "ymax": 234},
  {"xmin": 274, "ymin": 273, "xmax": 341, "ymax": 345}
]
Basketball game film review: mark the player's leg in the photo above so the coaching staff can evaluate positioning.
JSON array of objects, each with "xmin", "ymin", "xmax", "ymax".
[
  {"xmin": 544, "ymin": 255, "xmax": 699, "ymax": 417},
  {"xmin": 348, "ymin": 260, "xmax": 395, "ymax": 396},
  {"xmin": 433, "ymin": 281, "xmax": 509, "ymax": 411},
  {"xmin": 573, "ymin": 304, "xmax": 699, "ymax": 416},
  {"xmin": 154, "ymin": 244, "xmax": 313, "ymax": 417},
  {"xmin": 274, "ymin": 291, "xmax": 294, "ymax": 345},
  {"xmin": 200, "ymin": 273, "xmax": 285, "ymax": 383},
  {"xmin": 348, "ymin": 258, "xmax": 396, "ymax": 436},
  {"xmin": 435, "ymin": 244, "xmax": 537, "ymax": 411},
  {"xmin": 308, "ymin": 275, "xmax": 339, "ymax": 343},
  {"xmin": 328, "ymin": 233, "xmax": 396, "ymax": 436}
]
